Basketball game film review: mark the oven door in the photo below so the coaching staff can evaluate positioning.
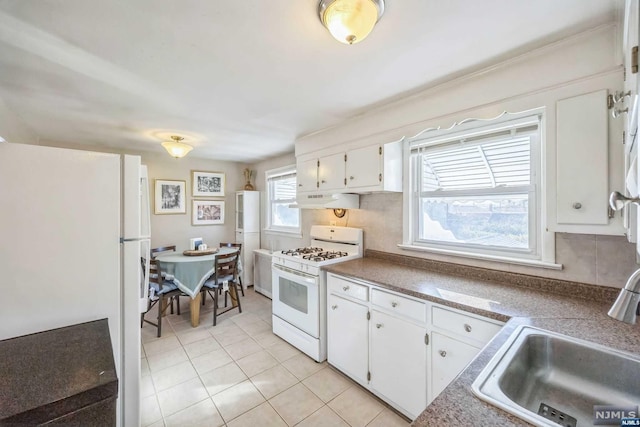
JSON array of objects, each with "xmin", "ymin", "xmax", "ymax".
[{"xmin": 272, "ymin": 264, "xmax": 320, "ymax": 337}]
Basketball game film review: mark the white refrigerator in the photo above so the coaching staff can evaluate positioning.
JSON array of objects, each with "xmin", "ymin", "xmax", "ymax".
[{"xmin": 0, "ymin": 142, "xmax": 150, "ymax": 427}]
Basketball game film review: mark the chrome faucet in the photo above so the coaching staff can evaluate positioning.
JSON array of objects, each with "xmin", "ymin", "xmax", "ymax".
[{"xmin": 608, "ymin": 268, "xmax": 640, "ymax": 324}]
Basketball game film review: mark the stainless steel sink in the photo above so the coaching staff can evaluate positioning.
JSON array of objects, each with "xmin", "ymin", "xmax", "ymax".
[{"xmin": 472, "ymin": 326, "xmax": 640, "ymax": 427}]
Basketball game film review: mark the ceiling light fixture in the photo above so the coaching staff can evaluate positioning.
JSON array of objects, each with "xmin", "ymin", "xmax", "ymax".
[
  {"xmin": 318, "ymin": 0, "xmax": 385, "ymax": 45},
  {"xmin": 161, "ymin": 135, "xmax": 193, "ymax": 159}
]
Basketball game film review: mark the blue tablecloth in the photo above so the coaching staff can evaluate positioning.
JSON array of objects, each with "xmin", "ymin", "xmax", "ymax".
[{"xmin": 156, "ymin": 247, "xmax": 240, "ymax": 298}]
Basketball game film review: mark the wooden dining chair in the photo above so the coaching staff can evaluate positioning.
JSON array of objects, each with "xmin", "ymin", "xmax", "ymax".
[
  {"xmin": 201, "ymin": 251, "xmax": 242, "ymax": 326},
  {"xmin": 141, "ymin": 245, "xmax": 183, "ymax": 337},
  {"xmin": 219, "ymin": 242, "xmax": 245, "ymax": 296}
]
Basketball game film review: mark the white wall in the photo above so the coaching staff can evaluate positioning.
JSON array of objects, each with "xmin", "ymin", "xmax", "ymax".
[
  {"xmin": 292, "ymin": 23, "xmax": 639, "ymax": 288},
  {"xmin": 250, "ymin": 152, "xmax": 328, "ymax": 251}
]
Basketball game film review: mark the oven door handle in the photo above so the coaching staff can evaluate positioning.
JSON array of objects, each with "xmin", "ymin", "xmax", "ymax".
[{"xmin": 272, "ymin": 264, "xmax": 318, "ymax": 285}]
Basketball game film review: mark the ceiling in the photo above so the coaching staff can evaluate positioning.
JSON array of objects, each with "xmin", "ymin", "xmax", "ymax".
[{"xmin": 0, "ymin": 0, "xmax": 622, "ymax": 162}]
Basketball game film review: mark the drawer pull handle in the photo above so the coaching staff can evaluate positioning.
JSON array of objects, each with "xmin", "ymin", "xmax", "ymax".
[
  {"xmin": 464, "ymin": 324, "xmax": 472, "ymax": 333},
  {"xmin": 343, "ymin": 286, "xmax": 350, "ymax": 291},
  {"xmin": 376, "ymin": 323, "xmax": 383, "ymax": 329},
  {"xmin": 331, "ymin": 305, "xmax": 338, "ymax": 310},
  {"xmin": 439, "ymin": 350, "xmax": 447, "ymax": 358},
  {"xmin": 391, "ymin": 302, "xmax": 398, "ymax": 308}
]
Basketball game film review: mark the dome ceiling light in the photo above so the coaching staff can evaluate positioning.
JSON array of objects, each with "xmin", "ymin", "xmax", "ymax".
[
  {"xmin": 161, "ymin": 135, "xmax": 193, "ymax": 159},
  {"xmin": 318, "ymin": 0, "xmax": 385, "ymax": 45}
]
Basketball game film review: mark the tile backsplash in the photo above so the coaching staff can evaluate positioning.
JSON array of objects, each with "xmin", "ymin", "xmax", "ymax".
[{"xmin": 324, "ymin": 193, "xmax": 639, "ymax": 288}]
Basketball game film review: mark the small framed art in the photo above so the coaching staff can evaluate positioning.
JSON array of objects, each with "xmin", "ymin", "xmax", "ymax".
[
  {"xmin": 154, "ymin": 179, "xmax": 186, "ymax": 214},
  {"xmin": 192, "ymin": 170, "xmax": 225, "ymax": 197},
  {"xmin": 192, "ymin": 200, "xmax": 225, "ymax": 225}
]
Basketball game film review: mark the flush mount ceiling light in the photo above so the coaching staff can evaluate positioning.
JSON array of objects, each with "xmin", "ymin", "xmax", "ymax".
[
  {"xmin": 161, "ymin": 135, "xmax": 193, "ymax": 159},
  {"xmin": 318, "ymin": 0, "xmax": 385, "ymax": 45}
]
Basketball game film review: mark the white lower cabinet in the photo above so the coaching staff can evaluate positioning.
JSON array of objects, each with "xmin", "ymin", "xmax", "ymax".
[
  {"xmin": 327, "ymin": 294, "xmax": 369, "ymax": 385},
  {"xmin": 326, "ymin": 273, "xmax": 503, "ymax": 420},
  {"xmin": 430, "ymin": 332, "xmax": 481, "ymax": 400},
  {"xmin": 370, "ymin": 310, "xmax": 427, "ymax": 418}
]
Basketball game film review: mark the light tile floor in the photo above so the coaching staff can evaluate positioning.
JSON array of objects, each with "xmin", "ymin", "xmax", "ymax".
[{"xmin": 141, "ymin": 289, "xmax": 410, "ymax": 427}]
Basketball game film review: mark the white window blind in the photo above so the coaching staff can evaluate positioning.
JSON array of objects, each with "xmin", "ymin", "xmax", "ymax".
[
  {"xmin": 266, "ymin": 167, "xmax": 300, "ymax": 233},
  {"xmin": 420, "ymin": 137, "xmax": 531, "ymax": 191}
]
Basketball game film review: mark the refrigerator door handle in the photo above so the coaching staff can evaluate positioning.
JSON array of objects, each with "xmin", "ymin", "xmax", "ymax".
[{"xmin": 140, "ymin": 240, "xmax": 151, "ymax": 313}]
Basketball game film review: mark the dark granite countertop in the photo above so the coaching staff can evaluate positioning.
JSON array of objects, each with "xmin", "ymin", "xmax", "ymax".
[
  {"xmin": 323, "ymin": 251, "xmax": 640, "ymax": 426},
  {"xmin": 0, "ymin": 319, "xmax": 118, "ymax": 425}
]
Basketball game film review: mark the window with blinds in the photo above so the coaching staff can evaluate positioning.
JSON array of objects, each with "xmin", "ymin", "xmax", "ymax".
[
  {"xmin": 409, "ymin": 115, "xmax": 540, "ymax": 258},
  {"xmin": 266, "ymin": 166, "xmax": 300, "ymax": 233}
]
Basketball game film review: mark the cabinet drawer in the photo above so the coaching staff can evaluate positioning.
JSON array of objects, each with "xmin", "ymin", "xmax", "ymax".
[
  {"xmin": 328, "ymin": 275, "xmax": 369, "ymax": 301},
  {"xmin": 432, "ymin": 306, "xmax": 501, "ymax": 344},
  {"xmin": 371, "ymin": 289, "xmax": 426, "ymax": 323}
]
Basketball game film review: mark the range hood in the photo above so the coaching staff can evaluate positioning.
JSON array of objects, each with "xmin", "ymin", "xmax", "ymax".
[{"xmin": 291, "ymin": 193, "xmax": 359, "ymax": 209}]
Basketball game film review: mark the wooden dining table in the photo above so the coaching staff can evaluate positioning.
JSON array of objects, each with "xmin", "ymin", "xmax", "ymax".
[{"xmin": 155, "ymin": 247, "xmax": 241, "ymax": 327}]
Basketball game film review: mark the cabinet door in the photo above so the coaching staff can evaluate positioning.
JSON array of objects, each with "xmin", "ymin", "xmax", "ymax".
[
  {"xmin": 556, "ymin": 90, "xmax": 609, "ymax": 225},
  {"xmin": 327, "ymin": 294, "xmax": 369, "ymax": 385},
  {"xmin": 430, "ymin": 332, "xmax": 480, "ymax": 402},
  {"xmin": 297, "ymin": 158, "xmax": 318, "ymax": 192},
  {"xmin": 346, "ymin": 145, "xmax": 381, "ymax": 189},
  {"xmin": 370, "ymin": 310, "xmax": 427, "ymax": 419},
  {"xmin": 236, "ymin": 192, "xmax": 244, "ymax": 231},
  {"xmin": 318, "ymin": 153, "xmax": 345, "ymax": 191}
]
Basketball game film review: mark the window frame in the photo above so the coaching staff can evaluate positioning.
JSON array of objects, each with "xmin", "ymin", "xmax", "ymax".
[
  {"xmin": 402, "ymin": 112, "xmax": 558, "ymax": 268},
  {"xmin": 264, "ymin": 165, "xmax": 301, "ymax": 237}
]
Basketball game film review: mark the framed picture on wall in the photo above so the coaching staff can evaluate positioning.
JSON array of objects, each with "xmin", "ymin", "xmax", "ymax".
[
  {"xmin": 192, "ymin": 170, "xmax": 225, "ymax": 197},
  {"xmin": 192, "ymin": 200, "xmax": 225, "ymax": 225},
  {"xmin": 154, "ymin": 179, "xmax": 186, "ymax": 214}
]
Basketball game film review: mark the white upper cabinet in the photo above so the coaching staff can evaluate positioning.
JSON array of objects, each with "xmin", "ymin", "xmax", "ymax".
[
  {"xmin": 346, "ymin": 145, "xmax": 380, "ymax": 189},
  {"xmin": 297, "ymin": 158, "xmax": 319, "ymax": 193},
  {"xmin": 623, "ymin": 0, "xmax": 639, "ymax": 109},
  {"xmin": 296, "ymin": 139, "xmax": 402, "ymax": 195},
  {"xmin": 346, "ymin": 141, "xmax": 402, "ymax": 192},
  {"xmin": 551, "ymin": 87, "xmax": 625, "ymax": 235},
  {"xmin": 318, "ymin": 152, "xmax": 346, "ymax": 191},
  {"xmin": 556, "ymin": 90, "xmax": 609, "ymax": 225}
]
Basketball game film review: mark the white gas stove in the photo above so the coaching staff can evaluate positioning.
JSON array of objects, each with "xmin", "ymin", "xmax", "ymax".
[{"xmin": 272, "ymin": 225, "xmax": 363, "ymax": 362}]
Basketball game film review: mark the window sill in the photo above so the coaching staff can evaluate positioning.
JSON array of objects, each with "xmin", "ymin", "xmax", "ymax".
[
  {"xmin": 264, "ymin": 229, "xmax": 303, "ymax": 239},
  {"xmin": 397, "ymin": 244, "xmax": 562, "ymax": 270}
]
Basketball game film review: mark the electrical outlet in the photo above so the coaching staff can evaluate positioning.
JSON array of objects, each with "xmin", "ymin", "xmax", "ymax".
[{"xmin": 330, "ymin": 220, "xmax": 337, "ymax": 226}]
